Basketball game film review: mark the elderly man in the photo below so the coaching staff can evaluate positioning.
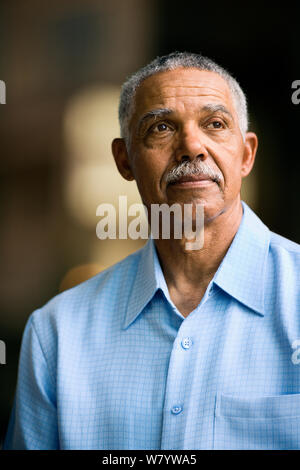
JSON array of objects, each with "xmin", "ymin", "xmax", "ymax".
[{"xmin": 4, "ymin": 52, "xmax": 300, "ymax": 450}]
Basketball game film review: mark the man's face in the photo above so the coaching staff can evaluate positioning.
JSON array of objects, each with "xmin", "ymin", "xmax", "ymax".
[{"xmin": 113, "ymin": 68, "xmax": 257, "ymax": 221}]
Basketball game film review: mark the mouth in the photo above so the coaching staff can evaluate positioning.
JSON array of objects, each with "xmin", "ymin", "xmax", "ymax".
[{"xmin": 168, "ymin": 174, "xmax": 216, "ymax": 187}]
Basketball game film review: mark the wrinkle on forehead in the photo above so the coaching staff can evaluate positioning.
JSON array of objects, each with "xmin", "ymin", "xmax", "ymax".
[
  {"xmin": 134, "ymin": 69, "xmax": 234, "ymax": 112},
  {"xmin": 144, "ymin": 90, "xmax": 230, "ymax": 105},
  {"xmin": 144, "ymin": 84, "xmax": 231, "ymax": 99}
]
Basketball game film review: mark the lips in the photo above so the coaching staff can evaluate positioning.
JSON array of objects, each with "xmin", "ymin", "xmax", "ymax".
[{"xmin": 169, "ymin": 174, "xmax": 212, "ymax": 184}]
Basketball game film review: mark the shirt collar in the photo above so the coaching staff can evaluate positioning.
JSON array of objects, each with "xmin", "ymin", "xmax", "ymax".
[
  {"xmin": 123, "ymin": 201, "xmax": 270, "ymax": 328},
  {"xmin": 213, "ymin": 201, "xmax": 270, "ymax": 316},
  {"xmin": 123, "ymin": 236, "xmax": 169, "ymax": 329}
]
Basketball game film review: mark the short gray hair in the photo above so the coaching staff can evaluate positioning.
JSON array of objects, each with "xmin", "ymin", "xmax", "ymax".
[{"xmin": 118, "ymin": 51, "xmax": 248, "ymax": 148}]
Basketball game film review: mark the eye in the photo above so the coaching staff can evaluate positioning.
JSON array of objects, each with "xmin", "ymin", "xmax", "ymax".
[
  {"xmin": 206, "ymin": 119, "xmax": 225, "ymax": 129},
  {"xmin": 149, "ymin": 121, "xmax": 172, "ymax": 134},
  {"xmin": 158, "ymin": 123, "xmax": 169, "ymax": 132}
]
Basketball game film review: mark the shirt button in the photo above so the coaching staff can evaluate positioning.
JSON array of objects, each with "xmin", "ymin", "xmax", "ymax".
[
  {"xmin": 181, "ymin": 337, "xmax": 192, "ymax": 350},
  {"xmin": 171, "ymin": 405, "xmax": 183, "ymax": 415}
]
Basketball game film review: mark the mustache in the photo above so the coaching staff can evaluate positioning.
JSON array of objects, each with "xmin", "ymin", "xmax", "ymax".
[{"xmin": 165, "ymin": 160, "xmax": 223, "ymax": 185}]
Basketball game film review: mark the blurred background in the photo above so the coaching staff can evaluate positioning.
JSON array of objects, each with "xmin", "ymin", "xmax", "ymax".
[{"xmin": 0, "ymin": 0, "xmax": 299, "ymax": 447}]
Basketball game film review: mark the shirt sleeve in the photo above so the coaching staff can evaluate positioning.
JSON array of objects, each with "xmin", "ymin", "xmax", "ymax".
[{"xmin": 3, "ymin": 314, "xmax": 59, "ymax": 450}]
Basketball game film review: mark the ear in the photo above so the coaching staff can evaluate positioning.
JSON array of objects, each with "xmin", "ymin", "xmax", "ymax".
[
  {"xmin": 111, "ymin": 138, "xmax": 135, "ymax": 181},
  {"xmin": 241, "ymin": 132, "xmax": 258, "ymax": 178}
]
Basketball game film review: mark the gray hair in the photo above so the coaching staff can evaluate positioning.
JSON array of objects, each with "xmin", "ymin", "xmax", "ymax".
[{"xmin": 118, "ymin": 51, "xmax": 248, "ymax": 148}]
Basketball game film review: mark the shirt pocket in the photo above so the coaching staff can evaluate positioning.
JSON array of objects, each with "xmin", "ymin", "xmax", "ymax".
[{"xmin": 214, "ymin": 392, "xmax": 300, "ymax": 449}]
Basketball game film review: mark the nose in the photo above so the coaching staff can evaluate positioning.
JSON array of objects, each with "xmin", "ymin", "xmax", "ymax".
[{"xmin": 174, "ymin": 124, "xmax": 208, "ymax": 163}]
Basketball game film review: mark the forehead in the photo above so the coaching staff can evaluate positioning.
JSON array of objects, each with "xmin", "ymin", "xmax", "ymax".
[{"xmin": 133, "ymin": 68, "xmax": 235, "ymax": 115}]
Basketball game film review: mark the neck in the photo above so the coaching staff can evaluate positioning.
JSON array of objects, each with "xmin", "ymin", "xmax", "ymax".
[{"xmin": 153, "ymin": 199, "xmax": 243, "ymax": 316}]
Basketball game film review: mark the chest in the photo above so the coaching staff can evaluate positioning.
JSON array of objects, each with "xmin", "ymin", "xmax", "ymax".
[{"xmin": 56, "ymin": 295, "xmax": 300, "ymax": 449}]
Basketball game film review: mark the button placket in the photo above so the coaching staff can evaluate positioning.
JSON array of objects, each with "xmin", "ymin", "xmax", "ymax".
[{"xmin": 161, "ymin": 320, "xmax": 198, "ymax": 446}]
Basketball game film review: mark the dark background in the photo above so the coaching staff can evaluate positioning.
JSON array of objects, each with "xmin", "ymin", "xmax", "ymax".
[{"xmin": 0, "ymin": 1, "xmax": 299, "ymax": 447}]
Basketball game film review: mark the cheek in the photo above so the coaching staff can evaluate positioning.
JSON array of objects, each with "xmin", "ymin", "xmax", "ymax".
[
  {"xmin": 209, "ymin": 145, "xmax": 244, "ymax": 191},
  {"xmin": 222, "ymin": 162, "xmax": 244, "ymax": 195},
  {"xmin": 132, "ymin": 146, "xmax": 168, "ymax": 180},
  {"xmin": 130, "ymin": 149, "xmax": 168, "ymax": 200}
]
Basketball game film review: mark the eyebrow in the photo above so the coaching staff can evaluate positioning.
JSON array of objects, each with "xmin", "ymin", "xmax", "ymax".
[
  {"xmin": 137, "ymin": 108, "xmax": 173, "ymax": 134},
  {"xmin": 201, "ymin": 104, "xmax": 234, "ymax": 120},
  {"xmin": 136, "ymin": 103, "xmax": 234, "ymax": 135}
]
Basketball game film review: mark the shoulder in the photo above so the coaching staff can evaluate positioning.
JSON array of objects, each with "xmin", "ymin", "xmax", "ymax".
[
  {"xmin": 266, "ymin": 230, "xmax": 300, "ymax": 292},
  {"xmin": 29, "ymin": 246, "xmax": 144, "ymax": 342},
  {"xmin": 269, "ymin": 231, "xmax": 300, "ymax": 255},
  {"xmin": 269, "ymin": 230, "xmax": 300, "ymax": 266}
]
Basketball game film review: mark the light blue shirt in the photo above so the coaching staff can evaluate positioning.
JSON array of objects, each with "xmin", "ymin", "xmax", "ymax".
[{"xmin": 3, "ymin": 202, "xmax": 300, "ymax": 450}]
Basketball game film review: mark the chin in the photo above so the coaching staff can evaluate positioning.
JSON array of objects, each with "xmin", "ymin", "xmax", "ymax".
[{"xmin": 197, "ymin": 199, "xmax": 226, "ymax": 223}]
